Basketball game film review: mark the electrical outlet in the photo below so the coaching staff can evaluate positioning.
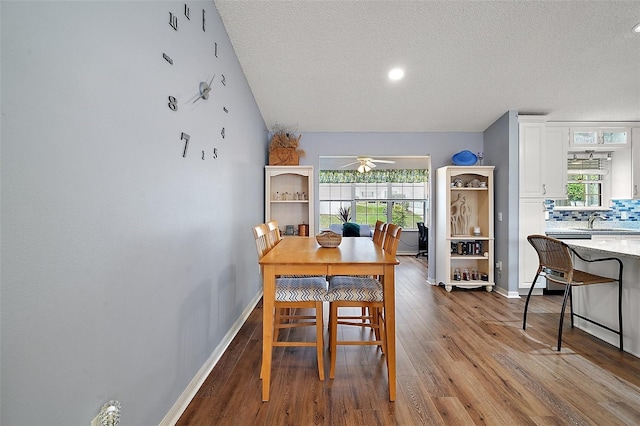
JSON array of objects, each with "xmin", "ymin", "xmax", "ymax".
[
  {"xmin": 495, "ymin": 261, "xmax": 502, "ymax": 271},
  {"xmin": 621, "ymin": 211, "xmax": 628, "ymax": 220},
  {"xmin": 497, "ymin": 212, "xmax": 503, "ymax": 221}
]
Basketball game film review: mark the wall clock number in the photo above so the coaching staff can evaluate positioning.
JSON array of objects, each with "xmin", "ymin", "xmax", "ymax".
[
  {"xmin": 220, "ymin": 74, "xmax": 226, "ymax": 86},
  {"xmin": 181, "ymin": 132, "xmax": 190, "ymax": 157},
  {"xmin": 202, "ymin": 150, "xmax": 205, "ymax": 160},
  {"xmin": 169, "ymin": 12, "xmax": 178, "ymax": 31},
  {"xmin": 214, "ymin": 43, "xmax": 218, "ymax": 58},
  {"xmin": 213, "ymin": 148, "xmax": 218, "ymax": 159},
  {"xmin": 168, "ymin": 96, "xmax": 178, "ymax": 111},
  {"xmin": 184, "ymin": 4, "xmax": 190, "ymax": 20},
  {"xmin": 223, "ymin": 107, "xmax": 228, "ymax": 113},
  {"xmin": 221, "ymin": 128, "xmax": 225, "ymax": 139},
  {"xmin": 202, "ymin": 9, "xmax": 206, "ymax": 31},
  {"xmin": 163, "ymin": 53, "xmax": 173, "ymax": 65}
]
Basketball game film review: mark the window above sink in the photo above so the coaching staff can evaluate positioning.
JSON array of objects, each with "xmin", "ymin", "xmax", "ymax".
[{"xmin": 554, "ymin": 151, "xmax": 611, "ymax": 210}]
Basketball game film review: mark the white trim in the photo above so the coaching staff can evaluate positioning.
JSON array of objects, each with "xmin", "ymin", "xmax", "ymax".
[
  {"xmin": 160, "ymin": 291, "xmax": 263, "ymax": 426},
  {"xmin": 493, "ymin": 286, "xmax": 520, "ymax": 299}
]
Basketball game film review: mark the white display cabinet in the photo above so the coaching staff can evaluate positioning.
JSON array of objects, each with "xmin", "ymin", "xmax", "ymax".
[
  {"xmin": 435, "ymin": 166, "xmax": 495, "ymax": 292},
  {"xmin": 265, "ymin": 166, "xmax": 314, "ymax": 237}
]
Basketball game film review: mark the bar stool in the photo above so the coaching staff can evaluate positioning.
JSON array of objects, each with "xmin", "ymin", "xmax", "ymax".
[{"xmin": 523, "ymin": 235, "xmax": 623, "ymax": 351}]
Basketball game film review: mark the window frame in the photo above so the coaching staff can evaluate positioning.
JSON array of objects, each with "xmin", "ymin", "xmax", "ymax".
[
  {"xmin": 318, "ymin": 169, "xmax": 429, "ymax": 230},
  {"xmin": 553, "ymin": 154, "xmax": 612, "ymax": 211}
]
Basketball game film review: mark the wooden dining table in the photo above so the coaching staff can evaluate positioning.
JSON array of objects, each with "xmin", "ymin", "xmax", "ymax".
[{"xmin": 258, "ymin": 236, "xmax": 400, "ymax": 402}]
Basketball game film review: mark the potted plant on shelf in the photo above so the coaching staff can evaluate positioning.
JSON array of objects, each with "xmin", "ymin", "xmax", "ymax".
[{"xmin": 268, "ymin": 124, "xmax": 305, "ymax": 166}]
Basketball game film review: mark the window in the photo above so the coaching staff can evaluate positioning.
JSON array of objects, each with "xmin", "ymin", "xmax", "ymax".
[
  {"xmin": 554, "ymin": 153, "xmax": 610, "ymax": 209},
  {"xmin": 319, "ymin": 169, "xmax": 428, "ymax": 230},
  {"xmin": 570, "ymin": 127, "xmax": 629, "ymax": 146}
]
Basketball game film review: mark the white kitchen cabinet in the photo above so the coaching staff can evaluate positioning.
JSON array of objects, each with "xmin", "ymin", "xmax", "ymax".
[
  {"xmin": 435, "ymin": 166, "xmax": 494, "ymax": 292},
  {"xmin": 519, "ymin": 119, "xmax": 544, "ymax": 198},
  {"xmin": 518, "ymin": 198, "xmax": 547, "ymax": 293},
  {"xmin": 633, "ymin": 128, "xmax": 640, "ymax": 198},
  {"xmin": 543, "ymin": 126, "xmax": 569, "ymax": 199},
  {"xmin": 518, "ymin": 117, "xmax": 567, "ymax": 198},
  {"xmin": 265, "ymin": 166, "xmax": 314, "ymax": 236}
]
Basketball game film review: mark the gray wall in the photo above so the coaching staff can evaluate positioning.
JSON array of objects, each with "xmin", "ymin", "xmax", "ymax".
[
  {"xmin": 483, "ymin": 111, "xmax": 519, "ymax": 296},
  {"xmin": 298, "ymin": 132, "xmax": 484, "ymax": 282},
  {"xmin": 1, "ymin": 2, "xmax": 267, "ymax": 424}
]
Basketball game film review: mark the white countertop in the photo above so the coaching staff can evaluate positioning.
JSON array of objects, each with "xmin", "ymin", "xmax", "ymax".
[{"xmin": 566, "ymin": 239, "xmax": 640, "ymax": 259}]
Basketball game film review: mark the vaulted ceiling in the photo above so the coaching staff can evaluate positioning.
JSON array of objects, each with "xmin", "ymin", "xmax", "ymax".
[{"xmin": 215, "ymin": 1, "xmax": 640, "ymax": 132}]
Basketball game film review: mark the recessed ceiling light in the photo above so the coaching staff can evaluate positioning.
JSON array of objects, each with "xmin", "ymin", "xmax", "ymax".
[
  {"xmin": 634, "ymin": 22, "xmax": 640, "ymax": 33},
  {"xmin": 388, "ymin": 68, "xmax": 404, "ymax": 81}
]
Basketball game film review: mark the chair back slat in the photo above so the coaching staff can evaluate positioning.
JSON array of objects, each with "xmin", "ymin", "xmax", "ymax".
[
  {"xmin": 266, "ymin": 220, "xmax": 281, "ymax": 248},
  {"xmin": 383, "ymin": 224, "xmax": 402, "ymax": 256},
  {"xmin": 253, "ymin": 223, "xmax": 271, "ymax": 259},
  {"xmin": 373, "ymin": 220, "xmax": 387, "ymax": 246},
  {"xmin": 527, "ymin": 235, "xmax": 573, "ymax": 279}
]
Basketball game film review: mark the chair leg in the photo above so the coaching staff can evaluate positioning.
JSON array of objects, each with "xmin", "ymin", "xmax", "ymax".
[
  {"xmin": 523, "ymin": 272, "xmax": 540, "ymax": 330},
  {"xmin": 569, "ymin": 286, "xmax": 574, "ymax": 328},
  {"xmin": 618, "ymin": 271, "xmax": 624, "ymax": 352},
  {"xmin": 329, "ymin": 302, "xmax": 338, "ymax": 379},
  {"xmin": 372, "ymin": 305, "xmax": 381, "ymax": 343},
  {"xmin": 558, "ymin": 284, "xmax": 572, "ymax": 351},
  {"xmin": 273, "ymin": 308, "xmax": 282, "ymax": 343},
  {"xmin": 315, "ymin": 301, "xmax": 325, "ymax": 381},
  {"xmin": 377, "ymin": 307, "xmax": 387, "ymax": 355}
]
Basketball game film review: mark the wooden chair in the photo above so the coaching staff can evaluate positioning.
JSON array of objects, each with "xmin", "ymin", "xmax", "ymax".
[
  {"xmin": 357, "ymin": 220, "xmax": 386, "ymax": 319},
  {"xmin": 372, "ymin": 220, "xmax": 387, "ymax": 246},
  {"xmin": 327, "ymin": 223, "xmax": 402, "ymax": 378},
  {"xmin": 523, "ymin": 235, "xmax": 623, "ymax": 351},
  {"xmin": 253, "ymin": 223, "xmax": 329, "ymax": 380},
  {"xmin": 266, "ymin": 220, "xmax": 281, "ymax": 248}
]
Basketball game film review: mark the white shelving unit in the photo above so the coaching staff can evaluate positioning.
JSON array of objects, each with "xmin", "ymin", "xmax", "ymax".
[
  {"xmin": 435, "ymin": 166, "xmax": 495, "ymax": 292},
  {"xmin": 265, "ymin": 166, "xmax": 314, "ymax": 236}
]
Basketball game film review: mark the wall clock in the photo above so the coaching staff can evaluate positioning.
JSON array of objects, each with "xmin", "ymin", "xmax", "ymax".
[{"xmin": 163, "ymin": 3, "xmax": 228, "ymax": 161}]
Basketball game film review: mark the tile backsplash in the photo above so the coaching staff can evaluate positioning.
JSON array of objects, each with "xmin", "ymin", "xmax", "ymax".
[{"xmin": 546, "ymin": 199, "xmax": 640, "ymax": 223}]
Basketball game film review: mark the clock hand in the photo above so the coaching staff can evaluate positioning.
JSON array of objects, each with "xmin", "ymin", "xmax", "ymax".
[
  {"xmin": 193, "ymin": 75, "xmax": 216, "ymax": 103},
  {"xmin": 193, "ymin": 86, "xmax": 211, "ymax": 103}
]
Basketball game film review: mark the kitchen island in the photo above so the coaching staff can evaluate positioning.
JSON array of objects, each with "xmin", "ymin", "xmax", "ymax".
[{"xmin": 565, "ymin": 238, "xmax": 640, "ymax": 358}]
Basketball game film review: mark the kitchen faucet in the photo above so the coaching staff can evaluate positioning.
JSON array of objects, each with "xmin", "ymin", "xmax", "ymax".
[{"xmin": 588, "ymin": 213, "xmax": 605, "ymax": 229}]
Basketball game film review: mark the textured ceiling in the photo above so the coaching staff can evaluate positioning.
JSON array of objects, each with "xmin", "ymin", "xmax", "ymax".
[{"xmin": 215, "ymin": 1, "xmax": 640, "ymax": 132}]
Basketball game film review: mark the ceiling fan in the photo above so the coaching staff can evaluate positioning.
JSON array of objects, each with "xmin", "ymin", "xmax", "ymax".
[{"xmin": 341, "ymin": 157, "xmax": 395, "ymax": 173}]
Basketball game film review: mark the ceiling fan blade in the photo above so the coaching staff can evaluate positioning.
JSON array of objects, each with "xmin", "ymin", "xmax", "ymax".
[
  {"xmin": 371, "ymin": 159, "xmax": 395, "ymax": 164},
  {"xmin": 366, "ymin": 161, "xmax": 377, "ymax": 168},
  {"xmin": 341, "ymin": 161, "xmax": 360, "ymax": 168}
]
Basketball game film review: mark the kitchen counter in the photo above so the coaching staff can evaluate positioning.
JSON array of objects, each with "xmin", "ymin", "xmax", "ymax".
[
  {"xmin": 564, "ymin": 239, "xmax": 640, "ymax": 358},
  {"xmin": 546, "ymin": 227, "xmax": 640, "ymax": 238},
  {"xmin": 566, "ymin": 238, "xmax": 640, "ymax": 258}
]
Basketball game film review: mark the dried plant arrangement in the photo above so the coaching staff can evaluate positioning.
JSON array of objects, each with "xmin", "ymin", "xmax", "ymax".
[{"xmin": 268, "ymin": 123, "xmax": 305, "ymax": 157}]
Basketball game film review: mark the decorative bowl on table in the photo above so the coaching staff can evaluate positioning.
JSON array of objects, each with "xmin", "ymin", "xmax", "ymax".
[{"xmin": 316, "ymin": 230, "xmax": 342, "ymax": 248}]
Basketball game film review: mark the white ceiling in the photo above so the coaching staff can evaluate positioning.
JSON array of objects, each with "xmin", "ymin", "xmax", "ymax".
[{"xmin": 215, "ymin": 1, "xmax": 640, "ymax": 133}]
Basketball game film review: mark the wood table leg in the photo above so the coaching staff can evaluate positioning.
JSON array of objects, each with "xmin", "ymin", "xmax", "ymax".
[
  {"xmin": 261, "ymin": 265, "xmax": 275, "ymax": 401},
  {"xmin": 383, "ymin": 265, "xmax": 396, "ymax": 401}
]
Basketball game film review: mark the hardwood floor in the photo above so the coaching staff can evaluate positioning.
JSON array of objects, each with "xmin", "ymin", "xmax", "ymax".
[{"xmin": 177, "ymin": 256, "xmax": 640, "ymax": 425}]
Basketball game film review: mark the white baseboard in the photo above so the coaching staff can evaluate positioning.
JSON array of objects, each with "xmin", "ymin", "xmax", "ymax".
[
  {"xmin": 494, "ymin": 286, "xmax": 521, "ymax": 299},
  {"xmin": 160, "ymin": 291, "xmax": 263, "ymax": 426}
]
